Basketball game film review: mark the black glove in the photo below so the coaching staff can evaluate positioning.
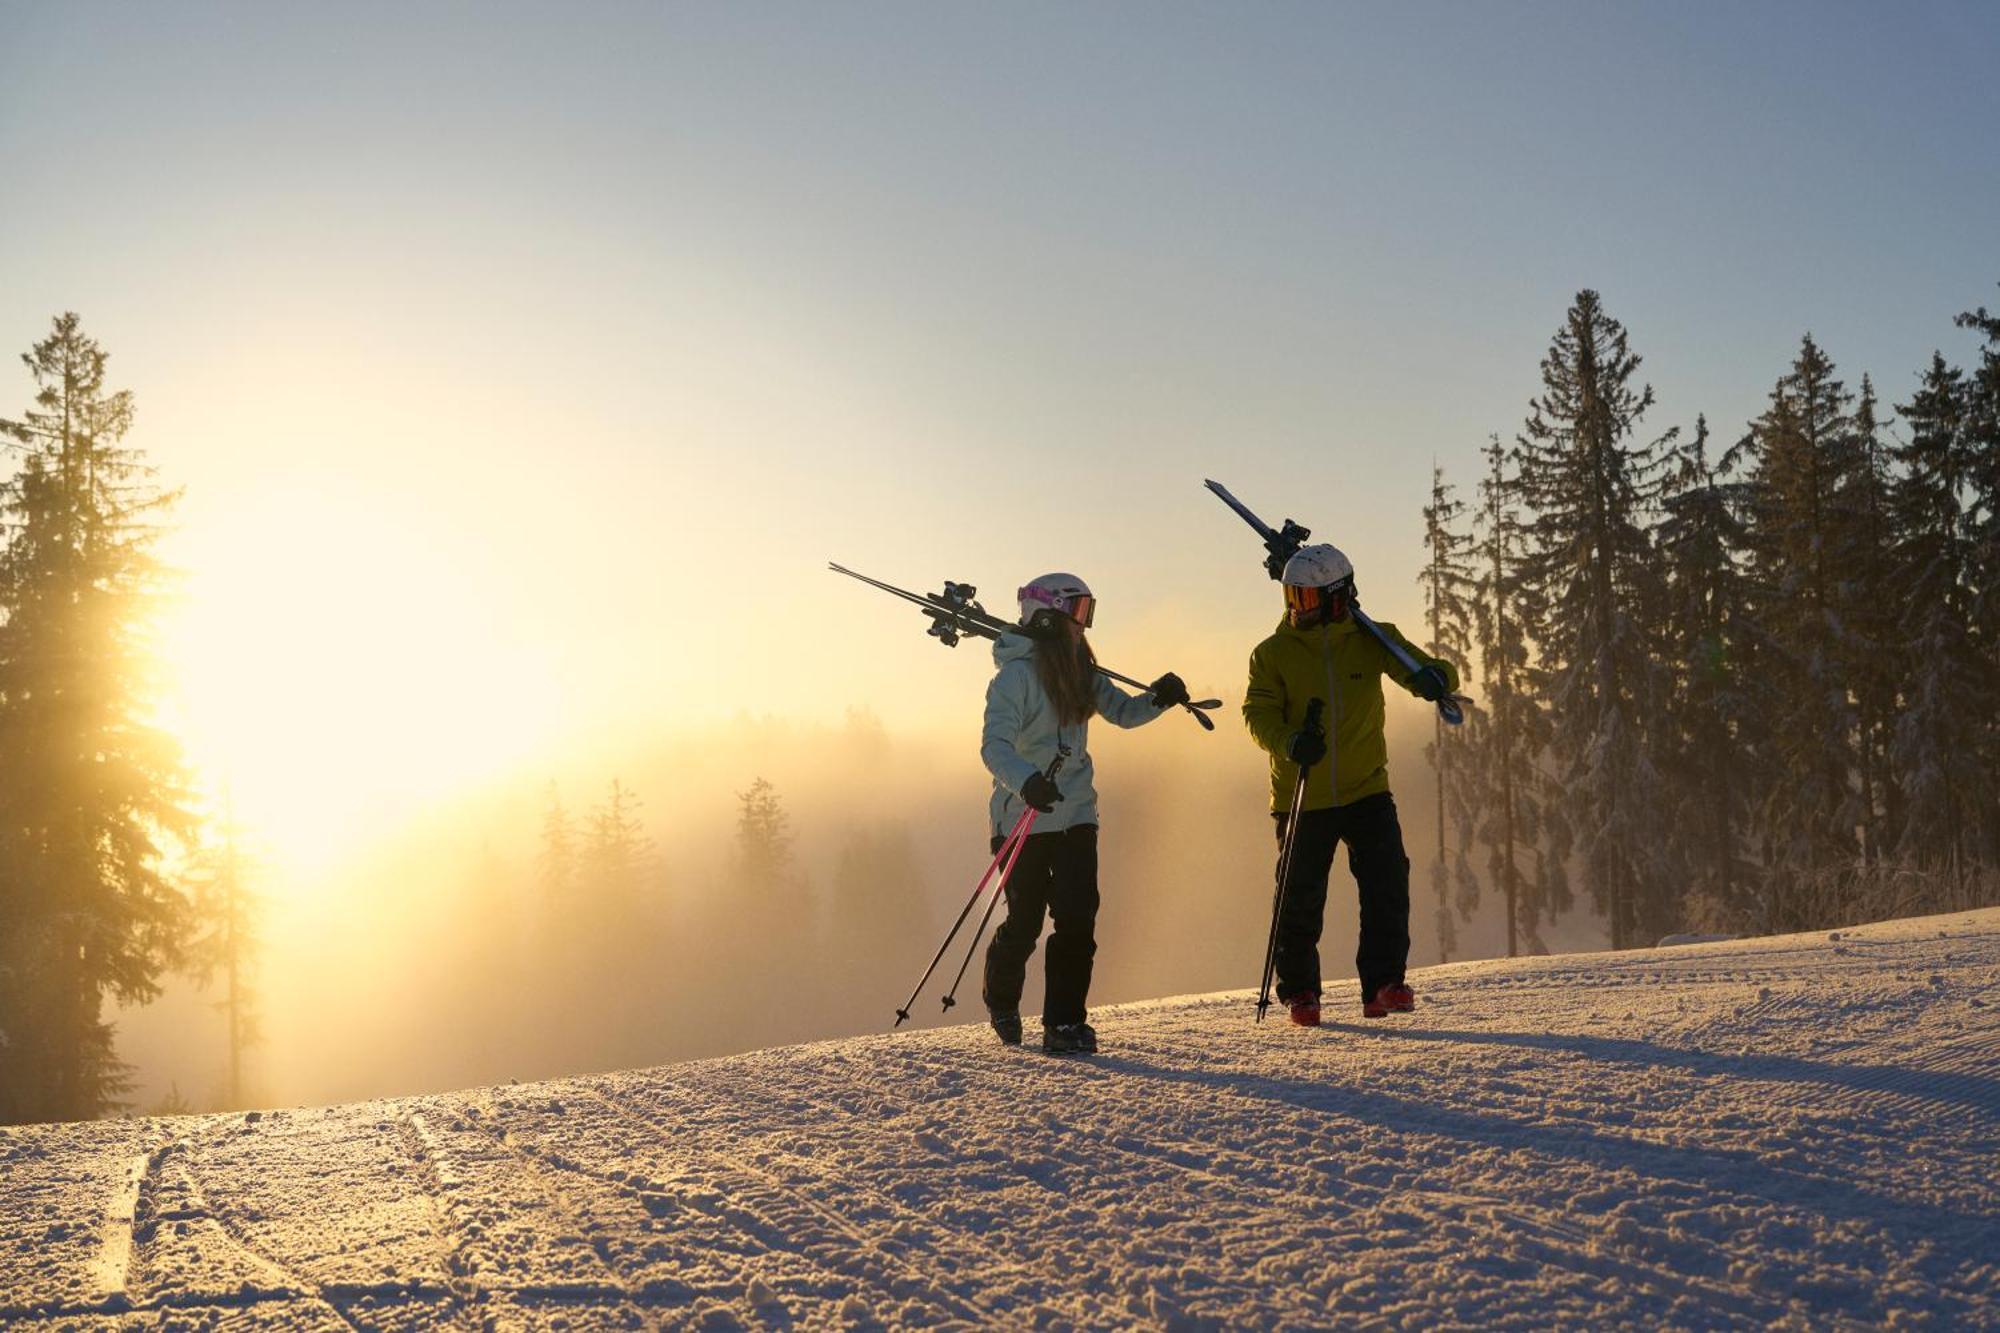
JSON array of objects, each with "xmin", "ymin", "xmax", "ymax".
[
  {"xmin": 1021, "ymin": 771, "xmax": 1064, "ymax": 813},
  {"xmin": 1148, "ymin": 672, "xmax": 1190, "ymax": 709},
  {"xmin": 1409, "ymin": 664, "xmax": 1450, "ymax": 702},
  {"xmin": 1284, "ymin": 728, "xmax": 1327, "ymax": 767}
]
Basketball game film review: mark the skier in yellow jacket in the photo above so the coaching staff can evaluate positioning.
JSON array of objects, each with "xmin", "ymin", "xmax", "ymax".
[{"xmin": 1242, "ymin": 544, "xmax": 1459, "ymax": 1024}]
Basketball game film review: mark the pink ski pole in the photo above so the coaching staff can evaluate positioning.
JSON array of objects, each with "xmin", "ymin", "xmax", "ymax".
[{"xmin": 893, "ymin": 804, "xmax": 1037, "ymax": 1027}]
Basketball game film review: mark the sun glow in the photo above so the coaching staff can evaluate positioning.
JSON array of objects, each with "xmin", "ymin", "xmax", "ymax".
[{"xmin": 158, "ymin": 478, "xmax": 565, "ymax": 881}]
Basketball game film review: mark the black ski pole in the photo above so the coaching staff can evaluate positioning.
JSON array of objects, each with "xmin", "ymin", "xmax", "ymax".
[
  {"xmin": 1257, "ymin": 698, "xmax": 1324, "ymax": 1022},
  {"xmin": 940, "ymin": 748, "xmax": 1069, "ymax": 1014},
  {"xmin": 894, "ymin": 804, "xmax": 1037, "ymax": 1027}
]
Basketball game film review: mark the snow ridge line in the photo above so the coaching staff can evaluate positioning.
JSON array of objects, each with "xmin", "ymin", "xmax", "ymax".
[
  {"xmin": 589, "ymin": 1070, "xmax": 1083, "ymax": 1322},
  {"xmin": 398, "ymin": 1106, "xmax": 656, "ymax": 1311},
  {"xmin": 392, "ymin": 1109, "xmax": 485, "ymax": 1322},
  {"xmin": 569, "ymin": 1080, "xmax": 1006, "ymax": 1325},
  {"xmin": 877, "ymin": 1033, "xmax": 1788, "ymax": 1324},
  {"xmin": 1094, "ymin": 1026, "xmax": 1994, "ymax": 1289},
  {"xmin": 4, "ymin": 1134, "xmax": 360, "ymax": 1327},
  {"xmin": 90, "ymin": 1137, "xmax": 161, "ymax": 1308},
  {"xmin": 163, "ymin": 1141, "xmax": 364, "ymax": 1331},
  {"xmin": 450, "ymin": 1093, "xmax": 699, "ymax": 1308}
]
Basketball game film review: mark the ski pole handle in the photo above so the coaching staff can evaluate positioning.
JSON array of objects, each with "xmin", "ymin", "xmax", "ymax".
[{"xmin": 1093, "ymin": 664, "xmax": 1222, "ymax": 731}]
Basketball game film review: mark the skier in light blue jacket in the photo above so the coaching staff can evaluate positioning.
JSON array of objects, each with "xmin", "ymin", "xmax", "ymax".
[{"xmin": 980, "ymin": 572, "xmax": 1189, "ymax": 1054}]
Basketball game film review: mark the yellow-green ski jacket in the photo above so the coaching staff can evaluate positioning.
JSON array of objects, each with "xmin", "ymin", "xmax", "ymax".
[{"xmin": 1242, "ymin": 615, "xmax": 1459, "ymax": 813}]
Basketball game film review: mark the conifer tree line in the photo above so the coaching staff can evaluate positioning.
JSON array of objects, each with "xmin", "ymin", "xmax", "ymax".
[
  {"xmin": 1424, "ymin": 287, "xmax": 2000, "ymax": 957},
  {"xmin": 0, "ymin": 314, "xmax": 260, "ymax": 1124},
  {"xmin": 472, "ymin": 772, "xmax": 930, "ymax": 1078}
]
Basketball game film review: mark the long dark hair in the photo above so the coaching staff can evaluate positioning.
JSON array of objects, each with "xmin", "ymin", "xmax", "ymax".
[{"xmin": 1034, "ymin": 633, "xmax": 1098, "ymax": 727}]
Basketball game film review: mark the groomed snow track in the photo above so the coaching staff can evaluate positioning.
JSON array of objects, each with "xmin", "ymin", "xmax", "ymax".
[{"xmin": 4, "ymin": 909, "xmax": 1997, "ymax": 1329}]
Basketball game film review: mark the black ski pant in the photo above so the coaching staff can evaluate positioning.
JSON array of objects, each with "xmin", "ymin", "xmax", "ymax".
[
  {"xmin": 982, "ymin": 824, "xmax": 1099, "ymax": 1027},
  {"xmin": 1271, "ymin": 792, "xmax": 1410, "ymax": 1003}
]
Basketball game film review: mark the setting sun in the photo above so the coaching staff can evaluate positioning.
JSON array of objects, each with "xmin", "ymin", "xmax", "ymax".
[{"xmin": 158, "ymin": 476, "xmax": 564, "ymax": 876}]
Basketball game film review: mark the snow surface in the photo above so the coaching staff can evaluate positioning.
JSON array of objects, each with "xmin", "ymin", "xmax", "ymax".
[{"xmin": 4, "ymin": 910, "xmax": 1997, "ymax": 1330}]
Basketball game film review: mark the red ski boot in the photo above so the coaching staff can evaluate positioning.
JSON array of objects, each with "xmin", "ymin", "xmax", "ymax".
[
  {"xmin": 1367, "ymin": 982, "xmax": 1415, "ymax": 1016},
  {"xmin": 1283, "ymin": 992, "xmax": 1321, "ymax": 1027}
]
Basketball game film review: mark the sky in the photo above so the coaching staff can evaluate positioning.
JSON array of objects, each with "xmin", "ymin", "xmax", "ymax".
[{"xmin": 3, "ymin": 1, "xmax": 1998, "ymax": 879}]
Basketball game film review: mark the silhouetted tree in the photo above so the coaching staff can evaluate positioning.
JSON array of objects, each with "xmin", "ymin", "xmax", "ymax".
[
  {"xmin": 535, "ymin": 780, "xmax": 575, "ymax": 912},
  {"xmin": 0, "ymin": 314, "xmax": 192, "ymax": 1123},
  {"xmin": 1468, "ymin": 435, "xmax": 1560, "ymax": 955},
  {"xmin": 1514, "ymin": 291, "xmax": 1674, "ymax": 948},
  {"xmin": 583, "ymin": 778, "xmax": 654, "ymax": 918},
  {"xmin": 1889, "ymin": 353, "xmax": 1993, "ymax": 890},
  {"xmin": 1654, "ymin": 415, "xmax": 1757, "ymax": 927},
  {"xmin": 185, "ymin": 807, "xmax": 265, "ymax": 1109},
  {"xmin": 1420, "ymin": 463, "xmax": 1478, "ymax": 962},
  {"xmin": 1730, "ymin": 335, "xmax": 1868, "ymax": 927}
]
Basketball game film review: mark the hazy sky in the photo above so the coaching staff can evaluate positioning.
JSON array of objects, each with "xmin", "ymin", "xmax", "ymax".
[{"xmin": 4, "ymin": 2, "xmax": 1997, "ymax": 872}]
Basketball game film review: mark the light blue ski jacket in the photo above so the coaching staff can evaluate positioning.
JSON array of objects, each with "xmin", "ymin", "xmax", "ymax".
[{"xmin": 981, "ymin": 632, "xmax": 1168, "ymax": 839}]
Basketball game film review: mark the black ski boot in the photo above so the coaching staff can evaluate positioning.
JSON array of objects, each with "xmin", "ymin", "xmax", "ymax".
[
  {"xmin": 1043, "ymin": 1022, "xmax": 1097, "ymax": 1055},
  {"xmin": 988, "ymin": 1009, "xmax": 1022, "ymax": 1046}
]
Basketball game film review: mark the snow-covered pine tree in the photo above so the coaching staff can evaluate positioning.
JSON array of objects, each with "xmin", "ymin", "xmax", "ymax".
[
  {"xmin": 1420, "ymin": 462, "xmax": 1479, "ymax": 962},
  {"xmin": 1729, "ymin": 335, "xmax": 1869, "ymax": 929},
  {"xmin": 1843, "ymin": 376, "xmax": 1903, "ymax": 869},
  {"xmin": 1514, "ymin": 291, "xmax": 1676, "ymax": 949},
  {"xmin": 1955, "ymin": 290, "xmax": 2000, "ymax": 876},
  {"xmin": 1469, "ymin": 435, "xmax": 1558, "ymax": 955},
  {"xmin": 1654, "ymin": 416, "xmax": 1758, "ymax": 927},
  {"xmin": 0, "ymin": 314, "xmax": 193, "ymax": 1124},
  {"xmin": 1890, "ymin": 352, "xmax": 1994, "ymax": 900}
]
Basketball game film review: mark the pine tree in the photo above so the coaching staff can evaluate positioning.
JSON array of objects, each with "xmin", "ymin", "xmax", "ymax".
[
  {"xmin": 1844, "ymin": 377, "xmax": 1903, "ymax": 866},
  {"xmin": 185, "ymin": 806, "xmax": 265, "ymax": 1109},
  {"xmin": 1730, "ymin": 335, "xmax": 1868, "ymax": 927},
  {"xmin": 1420, "ymin": 463, "xmax": 1479, "ymax": 962},
  {"xmin": 1955, "ymin": 289, "xmax": 2000, "ymax": 873},
  {"xmin": 583, "ymin": 779, "xmax": 655, "ymax": 918},
  {"xmin": 536, "ymin": 781, "xmax": 576, "ymax": 910},
  {"xmin": 1514, "ymin": 291, "xmax": 1676, "ymax": 949},
  {"xmin": 1654, "ymin": 416, "xmax": 1757, "ymax": 926},
  {"xmin": 736, "ymin": 777, "xmax": 797, "ymax": 902},
  {"xmin": 0, "ymin": 314, "xmax": 192, "ymax": 1124},
  {"xmin": 1889, "ymin": 352, "xmax": 1993, "ymax": 894},
  {"xmin": 1468, "ymin": 436, "xmax": 1558, "ymax": 955}
]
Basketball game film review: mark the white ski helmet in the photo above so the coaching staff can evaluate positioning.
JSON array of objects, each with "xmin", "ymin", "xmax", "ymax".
[
  {"xmin": 1280, "ymin": 544, "xmax": 1355, "ymax": 625},
  {"xmin": 1017, "ymin": 572, "xmax": 1095, "ymax": 633},
  {"xmin": 1281, "ymin": 544, "xmax": 1354, "ymax": 590}
]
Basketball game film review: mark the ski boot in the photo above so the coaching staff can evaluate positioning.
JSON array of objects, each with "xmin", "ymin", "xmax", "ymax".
[
  {"xmin": 1281, "ymin": 991, "xmax": 1321, "ymax": 1027},
  {"xmin": 988, "ymin": 1009, "xmax": 1023, "ymax": 1046},
  {"xmin": 1043, "ymin": 1022, "xmax": 1098, "ymax": 1055},
  {"xmin": 1362, "ymin": 983, "xmax": 1415, "ymax": 1018}
]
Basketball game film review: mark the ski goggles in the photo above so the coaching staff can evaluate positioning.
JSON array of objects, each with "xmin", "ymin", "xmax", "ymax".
[
  {"xmin": 1284, "ymin": 582, "xmax": 1351, "ymax": 620},
  {"xmin": 1020, "ymin": 586, "xmax": 1096, "ymax": 628}
]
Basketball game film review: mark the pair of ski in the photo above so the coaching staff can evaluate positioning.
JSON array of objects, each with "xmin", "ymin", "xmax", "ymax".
[
  {"xmin": 893, "ymin": 748, "xmax": 1069, "ymax": 1028},
  {"xmin": 832, "ymin": 480, "xmax": 1467, "ymax": 731}
]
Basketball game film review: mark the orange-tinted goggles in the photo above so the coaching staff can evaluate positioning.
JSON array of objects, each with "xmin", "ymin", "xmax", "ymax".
[{"xmin": 1285, "ymin": 584, "xmax": 1349, "ymax": 620}]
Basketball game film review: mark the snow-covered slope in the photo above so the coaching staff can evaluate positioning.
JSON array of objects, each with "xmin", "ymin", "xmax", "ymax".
[{"xmin": 5, "ymin": 910, "xmax": 1997, "ymax": 1329}]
